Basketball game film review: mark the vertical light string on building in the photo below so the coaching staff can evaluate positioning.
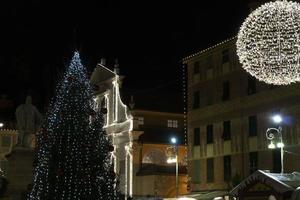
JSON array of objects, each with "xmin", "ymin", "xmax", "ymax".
[
  {"xmin": 112, "ymin": 78, "xmax": 118, "ymax": 122},
  {"xmin": 104, "ymin": 93, "xmax": 109, "ymax": 127},
  {"xmin": 125, "ymin": 141, "xmax": 133, "ymax": 198},
  {"xmin": 182, "ymin": 63, "xmax": 189, "ymax": 191}
]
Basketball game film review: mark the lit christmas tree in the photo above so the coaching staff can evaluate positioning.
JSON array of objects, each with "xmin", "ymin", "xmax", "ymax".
[
  {"xmin": 90, "ymin": 110, "xmax": 120, "ymax": 200},
  {"xmin": 28, "ymin": 51, "xmax": 119, "ymax": 200}
]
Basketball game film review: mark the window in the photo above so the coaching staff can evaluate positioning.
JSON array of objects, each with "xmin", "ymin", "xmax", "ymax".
[
  {"xmin": 249, "ymin": 115, "xmax": 257, "ymax": 136},
  {"xmin": 194, "ymin": 128, "xmax": 200, "ymax": 146},
  {"xmin": 207, "ymin": 158, "xmax": 214, "ymax": 183},
  {"xmin": 223, "ymin": 121, "xmax": 231, "ymax": 140},
  {"xmin": 224, "ymin": 156, "xmax": 231, "ymax": 181},
  {"xmin": 137, "ymin": 117, "xmax": 144, "ymax": 125},
  {"xmin": 222, "ymin": 49, "xmax": 230, "ymax": 63},
  {"xmin": 206, "ymin": 91, "xmax": 213, "ymax": 106},
  {"xmin": 167, "ymin": 120, "xmax": 178, "ymax": 128},
  {"xmin": 206, "ymin": 66, "xmax": 214, "ymax": 80},
  {"xmin": 207, "ymin": 55, "xmax": 213, "ymax": 68},
  {"xmin": 192, "ymin": 160, "xmax": 201, "ymax": 183},
  {"xmin": 249, "ymin": 152, "xmax": 258, "ymax": 174},
  {"xmin": 247, "ymin": 76, "xmax": 256, "ymax": 95},
  {"xmin": 142, "ymin": 149, "xmax": 166, "ymax": 165},
  {"xmin": 206, "ymin": 125, "xmax": 213, "ymax": 144},
  {"xmin": 193, "ymin": 61, "xmax": 200, "ymax": 74},
  {"xmin": 222, "ymin": 81, "xmax": 230, "ymax": 101},
  {"xmin": 193, "ymin": 91, "xmax": 200, "ymax": 109}
]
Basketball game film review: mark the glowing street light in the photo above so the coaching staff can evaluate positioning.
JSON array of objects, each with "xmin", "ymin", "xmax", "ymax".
[
  {"xmin": 0, "ymin": 123, "xmax": 4, "ymax": 128},
  {"xmin": 272, "ymin": 115, "xmax": 282, "ymax": 124},
  {"xmin": 171, "ymin": 137, "xmax": 177, "ymax": 144},
  {"xmin": 266, "ymin": 114, "xmax": 284, "ymax": 173},
  {"xmin": 268, "ymin": 141, "xmax": 275, "ymax": 149}
]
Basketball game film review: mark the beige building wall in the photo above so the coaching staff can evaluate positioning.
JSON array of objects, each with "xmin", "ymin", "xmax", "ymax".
[
  {"xmin": 130, "ymin": 110, "xmax": 188, "ymax": 198},
  {"xmin": 184, "ymin": 38, "xmax": 300, "ymax": 193}
]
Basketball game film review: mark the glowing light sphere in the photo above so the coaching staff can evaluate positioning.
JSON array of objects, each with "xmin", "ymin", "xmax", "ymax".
[{"xmin": 237, "ymin": 0, "xmax": 300, "ymax": 85}]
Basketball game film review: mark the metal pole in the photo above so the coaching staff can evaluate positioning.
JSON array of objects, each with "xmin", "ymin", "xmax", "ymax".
[
  {"xmin": 280, "ymin": 128, "xmax": 284, "ymax": 174},
  {"xmin": 281, "ymin": 145, "xmax": 284, "ymax": 174},
  {"xmin": 266, "ymin": 127, "xmax": 284, "ymax": 174},
  {"xmin": 175, "ymin": 145, "xmax": 179, "ymax": 199}
]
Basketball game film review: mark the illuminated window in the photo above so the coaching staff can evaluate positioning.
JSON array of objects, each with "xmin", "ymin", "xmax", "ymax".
[{"xmin": 167, "ymin": 120, "xmax": 178, "ymax": 128}]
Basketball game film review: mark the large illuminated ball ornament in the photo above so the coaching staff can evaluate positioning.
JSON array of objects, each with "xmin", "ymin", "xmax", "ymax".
[{"xmin": 237, "ymin": 0, "xmax": 300, "ymax": 85}]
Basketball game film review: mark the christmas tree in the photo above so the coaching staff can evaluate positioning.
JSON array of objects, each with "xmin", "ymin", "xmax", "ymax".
[
  {"xmin": 28, "ymin": 52, "xmax": 119, "ymax": 200},
  {"xmin": 90, "ymin": 110, "xmax": 120, "ymax": 200}
]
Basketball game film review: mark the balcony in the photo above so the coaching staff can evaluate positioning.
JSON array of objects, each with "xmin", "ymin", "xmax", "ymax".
[{"xmin": 136, "ymin": 163, "xmax": 187, "ymax": 176}]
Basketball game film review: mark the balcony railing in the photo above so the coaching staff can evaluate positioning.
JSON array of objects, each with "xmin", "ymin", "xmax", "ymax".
[{"xmin": 136, "ymin": 163, "xmax": 187, "ymax": 176}]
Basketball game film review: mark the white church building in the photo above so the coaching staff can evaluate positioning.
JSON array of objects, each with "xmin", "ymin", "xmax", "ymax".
[{"xmin": 90, "ymin": 59, "xmax": 142, "ymax": 198}]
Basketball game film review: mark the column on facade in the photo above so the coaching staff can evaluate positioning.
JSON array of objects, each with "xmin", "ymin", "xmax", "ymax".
[{"xmin": 125, "ymin": 141, "xmax": 133, "ymax": 197}]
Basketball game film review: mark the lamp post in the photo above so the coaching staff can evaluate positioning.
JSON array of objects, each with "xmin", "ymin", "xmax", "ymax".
[
  {"xmin": 168, "ymin": 137, "xmax": 179, "ymax": 199},
  {"xmin": 266, "ymin": 114, "xmax": 284, "ymax": 173}
]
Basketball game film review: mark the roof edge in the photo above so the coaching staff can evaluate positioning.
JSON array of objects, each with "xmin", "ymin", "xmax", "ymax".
[{"xmin": 182, "ymin": 36, "xmax": 237, "ymax": 62}]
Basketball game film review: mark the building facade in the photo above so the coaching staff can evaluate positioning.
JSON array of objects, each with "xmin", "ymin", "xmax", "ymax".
[
  {"xmin": 130, "ymin": 109, "xmax": 187, "ymax": 198},
  {"xmin": 90, "ymin": 60, "xmax": 187, "ymax": 198},
  {"xmin": 183, "ymin": 38, "xmax": 300, "ymax": 195}
]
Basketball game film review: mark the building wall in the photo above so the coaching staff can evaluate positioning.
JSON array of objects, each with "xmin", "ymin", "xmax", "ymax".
[
  {"xmin": 130, "ymin": 110, "xmax": 188, "ymax": 198},
  {"xmin": 184, "ymin": 38, "xmax": 300, "ymax": 193},
  {"xmin": 131, "ymin": 110, "xmax": 184, "ymax": 132},
  {"xmin": 132, "ymin": 143, "xmax": 188, "ymax": 198}
]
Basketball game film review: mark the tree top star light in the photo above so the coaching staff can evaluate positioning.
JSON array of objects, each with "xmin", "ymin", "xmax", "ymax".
[{"xmin": 237, "ymin": 0, "xmax": 300, "ymax": 85}]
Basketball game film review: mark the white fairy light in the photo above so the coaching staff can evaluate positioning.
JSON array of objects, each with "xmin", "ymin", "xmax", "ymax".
[{"xmin": 237, "ymin": 0, "xmax": 300, "ymax": 85}]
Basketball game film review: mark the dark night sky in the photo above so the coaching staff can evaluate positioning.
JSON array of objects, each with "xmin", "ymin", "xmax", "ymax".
[{"xmin": 0, "ymin": 0, "xmax": 251, "ymax": 111}]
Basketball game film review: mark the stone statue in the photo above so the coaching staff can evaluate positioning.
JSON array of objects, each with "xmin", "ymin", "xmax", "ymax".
[{"xmin": 15, "ymin": 96, "xmax": 43, "ymax": 147}]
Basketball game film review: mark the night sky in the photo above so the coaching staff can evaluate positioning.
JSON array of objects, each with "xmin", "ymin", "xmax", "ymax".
[{"xmin": 0, "ymin": 0, "xmax": 251, "ymax": 111}]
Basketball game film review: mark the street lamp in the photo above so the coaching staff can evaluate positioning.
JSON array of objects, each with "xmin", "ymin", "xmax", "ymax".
[
  {"xmin": 272, "ymin": 114, "xmax": 282, "ymax": 124},
  {"xmin": 168, "ymin": 137, "xmax": 179, "ymax": 199},
  {"xmin": 266, "ymin": 114, "xmax": 284, "ymax": 173}
]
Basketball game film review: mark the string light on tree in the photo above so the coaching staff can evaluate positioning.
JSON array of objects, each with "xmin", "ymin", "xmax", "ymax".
[
  {"xmin": 237, "ymin": 0, "xmax": 300, "ymax": 85},
  {"xmin": 28, "ymin": 52, "xmax": 120, "ymax": 200}
]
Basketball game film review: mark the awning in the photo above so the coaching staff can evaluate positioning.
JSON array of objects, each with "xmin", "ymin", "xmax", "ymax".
[{"xmin": 179, "ymin": 191, "xmax": 228, "ymax": 200}]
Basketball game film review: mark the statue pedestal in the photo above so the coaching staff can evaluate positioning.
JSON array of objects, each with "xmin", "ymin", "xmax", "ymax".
[{"xmin": 6, "ymin": 147, "xmax": 34, "ymax": 200}]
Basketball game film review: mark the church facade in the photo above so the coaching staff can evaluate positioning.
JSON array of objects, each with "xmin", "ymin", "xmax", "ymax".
[{"xmin": 90, "ymin": 59, "xmax": 142, "ymax": 198}]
